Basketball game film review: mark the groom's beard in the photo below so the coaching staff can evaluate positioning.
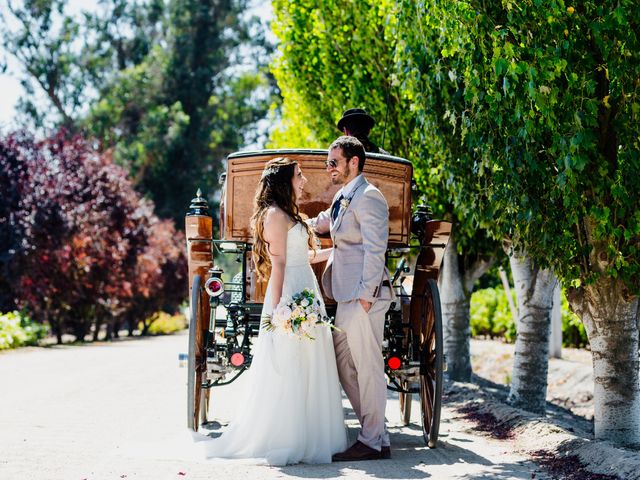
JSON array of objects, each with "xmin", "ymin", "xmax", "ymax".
[{"xmin": 331, "ymin": 164, "xmax": 354, "ymax": 185}]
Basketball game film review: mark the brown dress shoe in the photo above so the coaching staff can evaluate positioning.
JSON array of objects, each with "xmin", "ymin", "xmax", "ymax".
[
  {"xmin": 332, "ymin": 441, "xmax": 382, "ymax": 462},
  {"xmin": 381, "ymin": 446, "xmax": 391, "ymax": 459}
]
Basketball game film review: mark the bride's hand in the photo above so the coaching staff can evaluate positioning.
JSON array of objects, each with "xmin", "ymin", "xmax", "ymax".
[{"xmin": 309, "ymin": 248, "xmax": 332, "ymax": 264}]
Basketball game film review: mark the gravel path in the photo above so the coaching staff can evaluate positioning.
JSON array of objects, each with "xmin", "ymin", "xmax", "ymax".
[{"xmin": 0, "ymin": 332, "xmax": 550, "ymax": 480}]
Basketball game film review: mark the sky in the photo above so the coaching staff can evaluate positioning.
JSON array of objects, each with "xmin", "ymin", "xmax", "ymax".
[
  {"xmin": 0, "ymin": 63, "xmax": 21, "ymax": 129},
  {"xmin": 0, "ymin": 0, "xmax": 273, "ymax": 131},
  {"xmin": 0, "ymin": 0, "xmax": 87, "ymax": 130}
]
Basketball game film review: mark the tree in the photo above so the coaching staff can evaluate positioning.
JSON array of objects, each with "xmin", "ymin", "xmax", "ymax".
[
  {"xmin": 270, "ymin": 0, "xmax": 411, "ymax": 155},
  {"xmin": 0, "ymin": 0, "xmax": 165, "ymax": 131},
  {"xmin": 406, "ymin": 1, "xmax": 639, "ymax": 445},
  {"xmin": 2, "ymin": 0, "xmax": 276, "ymax": 222},
  {"xmin": 271, "ymin": 0, "xmax": 504, "ymax": 382},
  {"xmin": 0, "ymin": 130, "xmax": 187, "ymax": 342},
  {"xmin": 85, "ymin": 0, "xmax": 276, "ymax": 223},
  {"xmin": 124, "ymin": 218, "xmax": 187, "ymax": 337},
  {"xmin": 1, "ymin": 0, "xmax": 86, "ymax": 131},
  {"xmin": 392, "ymin": 0, "xmax": 564, "ymax": 409},
  {"xmin": 0, "ymin": 133, "xmax": 28, "ymax": 311}
]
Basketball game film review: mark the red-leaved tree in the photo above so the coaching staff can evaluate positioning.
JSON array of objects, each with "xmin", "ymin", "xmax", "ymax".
[{"xmin": 0, "ymin": 130, "xmax": 187, "ymax": 342}]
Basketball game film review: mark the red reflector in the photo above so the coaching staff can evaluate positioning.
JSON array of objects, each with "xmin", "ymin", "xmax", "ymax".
[
  {"xmin": 210, "ymin": 281, "xmax": 222, "ymax": 292},
  {"xmin": 230, "ymin": 352, "xmax": 245, "ymax": 367},
  {"xmin": 388, "ymin": 357, "xmax": 401, "ymax": 370}
]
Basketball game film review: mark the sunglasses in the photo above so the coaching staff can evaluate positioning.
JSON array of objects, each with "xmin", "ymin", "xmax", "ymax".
[
  {"xmin": 324, "ymin": 159, "xmax": 338, "ymax": 168},
  {"xmin": 324, "ymin": 159, "xmax": 339, "ymax": 169}
]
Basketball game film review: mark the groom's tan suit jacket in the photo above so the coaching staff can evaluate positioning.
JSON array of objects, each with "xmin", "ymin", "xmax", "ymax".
[{"xmin": 312, "ymin": 174, "xmax": 392, "ymax": 303}]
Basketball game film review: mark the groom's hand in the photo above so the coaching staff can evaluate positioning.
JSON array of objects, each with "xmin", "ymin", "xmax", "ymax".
[{"xmin": 359, "ymin": 298, "xmax": 372, "ymax": 313}]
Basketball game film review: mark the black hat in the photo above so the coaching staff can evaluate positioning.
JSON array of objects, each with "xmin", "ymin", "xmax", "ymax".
[{"xmin": 337, "ymin": 108, "xmax": 375, "ymax": 132}]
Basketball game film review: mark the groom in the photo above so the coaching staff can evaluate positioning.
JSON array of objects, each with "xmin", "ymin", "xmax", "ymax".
[{"xmin": 310, "ymin": 136, "xmax": 393, "ymax": 461}]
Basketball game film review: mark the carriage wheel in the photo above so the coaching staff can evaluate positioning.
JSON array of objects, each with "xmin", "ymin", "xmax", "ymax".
[
  {"xmin": 187, "ymin": 275, "xmax": 203, "ymax": 431},
  {"xmin": 200, "ymin": 388, "xmax": 210, "ymax": 425},
  {"xmin": 419, "ymin": 278, "xmax": 443, "ymax": 448},
  {"xmin": 398, "ymin": 380, "xmax": 412, "ymax": 426}
]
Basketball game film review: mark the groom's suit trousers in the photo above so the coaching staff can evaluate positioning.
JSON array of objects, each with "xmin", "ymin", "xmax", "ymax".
[
  {"xmin": 333, "ymin": 294, "xmax": 391, "ymax": 451},
  {"xmin": 311, "ymin": 174, "xmax": 393, "ymax": 451}
]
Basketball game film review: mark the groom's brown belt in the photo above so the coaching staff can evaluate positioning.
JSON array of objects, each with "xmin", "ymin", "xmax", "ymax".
[{"xmin": 373, "ymin": 280, "xmax": 392, "ymax": 297}]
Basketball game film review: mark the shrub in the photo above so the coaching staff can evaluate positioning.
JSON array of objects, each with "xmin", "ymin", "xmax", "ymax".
[
  {"xmin": 0, "ymin": 311, "xmax": 49, "ymax": 350},
  {"xmin": 470, "ymin": 287, "xmax": 516, "ymax": 342},
  {"xmin": 0, "ymin": 130, "xmax": 187, "ymax": 343},
  {"xmin": 124, "ymin": 220, "xmax": 187, "ymax": 337},
  {"xmin": 470, "ymin": 287, "xmax": 588, "ymax": 347},
  {"xmin": 139, "ymin": 311, "xmax": 187, "ymax": 335},
  {"xmin": 469, "ymin": 288, "xmax": 497, "ymax": 337},
  {"xmin": 561, "ymin": 294, "xmax": 589, "ymax": 348}
]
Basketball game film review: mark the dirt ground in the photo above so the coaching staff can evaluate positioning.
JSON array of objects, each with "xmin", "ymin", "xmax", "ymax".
[
  {"xmin": 468, "ymin": 338, "xmax": 640, "ymax": 480},
  {"xmin": 470, "ymin": 338, "xmax": 595, "ymax": 420}
]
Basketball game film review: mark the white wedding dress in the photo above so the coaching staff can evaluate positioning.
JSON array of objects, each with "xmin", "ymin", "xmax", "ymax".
[{"xmin": 197, "ymin": 222, "xmax": 347, "ymax": 465}]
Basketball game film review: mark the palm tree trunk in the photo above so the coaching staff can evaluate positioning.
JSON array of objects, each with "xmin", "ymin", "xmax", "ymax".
[
  {"xmin": 507, "ymin": 249, "xmax": 557, "ymax": 414},
  {"xmin": 568, "ymin": 277, "xmax": 640, "ymax": 446}
]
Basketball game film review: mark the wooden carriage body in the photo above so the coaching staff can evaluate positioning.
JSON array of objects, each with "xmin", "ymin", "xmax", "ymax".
[{"xmin": 218, "ymin": 150, "xmax": 415, "ymax": 304}]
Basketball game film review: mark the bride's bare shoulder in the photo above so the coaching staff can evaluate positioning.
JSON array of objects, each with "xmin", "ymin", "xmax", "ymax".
[{"xmin": 263, "ymin": 207, "xmax": 292, "ymax": 234}]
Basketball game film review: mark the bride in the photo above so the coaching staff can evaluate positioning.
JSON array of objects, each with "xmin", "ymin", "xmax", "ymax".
[{"xmin": 197, "ymin": 157, "xmax": 347, "ymax": 465}]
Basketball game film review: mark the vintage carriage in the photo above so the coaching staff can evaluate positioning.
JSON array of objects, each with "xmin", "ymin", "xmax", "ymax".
[{"xmin": 185, "ymin": 149, "xmax": 451, "ymax": 447}]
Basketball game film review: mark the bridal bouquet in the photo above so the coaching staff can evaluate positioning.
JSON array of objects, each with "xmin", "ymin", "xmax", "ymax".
[{"xmin": 261, "ymin": 288, "xmax": 333, "ymax": 340}]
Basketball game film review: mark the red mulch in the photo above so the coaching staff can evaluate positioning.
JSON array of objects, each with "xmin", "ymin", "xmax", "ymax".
[
  {"xmin": 529, "ymin": 449, "xmax": 623, "ymax": 480},
  {"xmin": 456, "ymin": 403, "xmax": 516, "ymax": 440}
]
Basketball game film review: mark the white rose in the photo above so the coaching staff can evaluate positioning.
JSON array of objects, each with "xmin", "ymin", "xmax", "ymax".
[
  {"xmin": 274, "ymin": 305, "xmax": 292, "ymax": 323},
  {"xmin": 301, "ymin": 298, "xmax": 309, "ymax": 307},
  {"xmin": 270, "ymin": 314, "xmax": 283, "ymax": 329}
]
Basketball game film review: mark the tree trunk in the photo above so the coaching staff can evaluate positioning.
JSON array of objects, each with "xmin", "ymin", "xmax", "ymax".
[
  {"xmin": 112, "ymin": 320, "xmax": 120, "ymax": 339},
  {"xmin": 507, "ymin": 250, "xmax": 558, "ymax": 414},
  {"xmin": 93, "ymin": 320, "xmax": 101, "ymax": 341},
  {"xmin": 440, "ymin": 234, "xmax": 494, "ymax": 381},
  {"xmin": 105, "ymin": 322, "xmax": 113, "ymax": 341},
  {"xmin": 127, "ymin": 314, "xmax": 135, "ymax": 336},
  {"xmin": 549, "ymin": 283, "xmax": 562, "ymax": 359},
  {"xmin": 568, "ymin": 277, "xmax": 640, "ymax": 447},
  {"xmin": 51, "ymin": 315, "xmax": 63, "ymax": 344}
]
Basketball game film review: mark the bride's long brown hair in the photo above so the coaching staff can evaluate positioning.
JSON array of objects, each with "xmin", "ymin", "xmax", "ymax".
[{"xmin": 251, "ymin": 157, "xmax": 316, "ymax": 279}]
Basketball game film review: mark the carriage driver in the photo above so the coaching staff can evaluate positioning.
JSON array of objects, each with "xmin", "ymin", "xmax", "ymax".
[
  {"xmin": 309, "ymin": 135, "xmax": 394, "ymax": 461},
  {"xmin": 336, "ymin": 108, "xmax": 389, "ymax": 154}
]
